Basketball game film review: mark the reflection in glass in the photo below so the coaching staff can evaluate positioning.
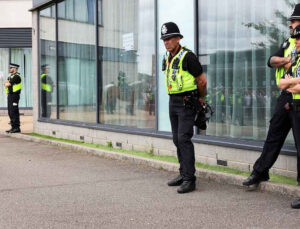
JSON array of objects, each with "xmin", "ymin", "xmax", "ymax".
[
  {"xmin": 40, "ymin": 6, "xmax": 57, "ymax": 118},
  {"xmin": 98, "ymin": 0, "xmax": 156, "ymax": 129},
  {"xmin": 0, "ymin": 49, "xmax": 9, "ymax": 107},
  {"xmin": 198, "ymin": 0, "xmax": 293, "ymax": 143},
  {"xmin": 58, "ymin": 0, "xmax": 96, "ymax": 122}
]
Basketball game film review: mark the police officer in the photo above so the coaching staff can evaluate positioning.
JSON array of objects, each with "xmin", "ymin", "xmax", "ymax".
[
  {"xmin": 41, "ymin": 64, "xmax": 54, "ymax": 118},
  {"xmin": 278, "ymin": 24, "xmax": 300, "ymax": 208},
  {"xmin": 161, "ymin": 22, "xmax": 207, "ymax": 193},
  {"xmin": 4, "ymin": 63, "xmax": 22, "ymax": 133},
  {"xmin": 243, "ymin": 4, "xmax": 300, "ymax": 186}
]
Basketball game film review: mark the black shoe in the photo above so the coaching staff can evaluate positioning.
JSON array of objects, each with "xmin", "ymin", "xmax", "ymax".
[
  {"xmin": 167, "ymin": 175, "xmax": 183, "ymax": 186},
  {"xmin": 9, "ymin": 128, "xmax": 20, "ymax": 133},
  {"xmin": 5, "ymin": 128, "xmax": 12, "ymax": 133},
  {"xmin": 291, "ymin": 199, "xmax": 300, "ymax": 209},
  {"xmin": 177, "ymin": 180, "xmax": 196, "ymax": 194},
  {"xmin": 242, "ymin": 174, "xmax": 269, "ymax": 186}
]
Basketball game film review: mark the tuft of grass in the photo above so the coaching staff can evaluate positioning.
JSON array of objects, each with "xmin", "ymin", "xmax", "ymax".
[
  {"xmin": 107, "ymin": 141, "xmax": 113, "ymax": 148},
  {"xmin": 27, "ymin": 133, "xmax": 297, "ymax": 186}
]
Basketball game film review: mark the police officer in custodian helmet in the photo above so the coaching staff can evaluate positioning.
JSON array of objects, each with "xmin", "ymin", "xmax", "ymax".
[
  {"xmin": 278, "ymin": 24, "xmax": 300, "ymax": 209},
  {"xmin": 161, "ymin": 22, "xmax": 207, "ymax": 193},
  {"xmin": 4, "ymin": 63, "xmax": 22, "ymax": 133},
  {"xmin": 243, "ymin": 3, "xmax": 300, "ymax": 187}
]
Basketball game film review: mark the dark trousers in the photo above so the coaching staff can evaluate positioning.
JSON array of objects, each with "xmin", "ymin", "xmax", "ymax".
[
  {"xmin": 290, "ymin": 101, "xmax": 300, "ymax": 183},
  {"xmin": 169, "ymin": 96, "xmax": 196, "ymax": 181},
  {"xmin": 41, "ymin": 92, "xmax": 51, "ymax": 118},
  {"xmin": 7, "ymin": 93, "xmax": 20, "ymax": 129},
  {"xmin": 253, "ymin": 92, "xmax": 292, "ymax": 178}
]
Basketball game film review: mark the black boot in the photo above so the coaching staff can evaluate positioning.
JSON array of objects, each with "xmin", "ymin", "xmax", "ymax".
[
  {"xmin": 167, "ymin": 175, "xmax": 183, "ymax": 186},
  {"xmin": 177, "ymin": 180, "xmax": 196, "ymax": 194},
  {"xmin": 291, "ymin": 199, "xmax": 300, "ymax": 209},
  {"xmin": 5, "ymin": 128, "xmax": 13, "ymax": 133},
  {"xmin": 242, "ymin": 173, "xmax": 269, "ymax": 186},
  {"xmin": 9, "ymin": 127, "xmax": 20, "ymax": 133}
]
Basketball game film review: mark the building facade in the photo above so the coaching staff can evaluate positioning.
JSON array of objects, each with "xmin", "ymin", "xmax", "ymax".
[
  {"xmin": 31, "ymin": 0, "xmax": 300, "ymax": 178},
  {"xmin": 0, "ymin": 0, "xmax": 33, "ymax": 112}
]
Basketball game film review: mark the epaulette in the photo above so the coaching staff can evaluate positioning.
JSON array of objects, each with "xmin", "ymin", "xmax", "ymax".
[{"xmin": 282, "ymin": 38, "xmax": 290, "ymax": 49}]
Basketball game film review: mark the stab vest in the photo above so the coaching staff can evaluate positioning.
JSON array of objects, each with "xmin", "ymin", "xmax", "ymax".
[
  {"xmin": 275, "ymin": 38, "xmax": 296, "ymax": 85},
  {"xmin": 164, "ymin": 48, "xmax": 197, "ymax": 94},
  {"xmin": 5, "ymin": 72, "xmax": 22, "ymax": 94},
  {"xmin": 290, "ymin": 55, "xmax": 300, "ymax": 100},
  {"xmin": 40, "ymin": 73, "xmax": 52, "ymax": 92}
]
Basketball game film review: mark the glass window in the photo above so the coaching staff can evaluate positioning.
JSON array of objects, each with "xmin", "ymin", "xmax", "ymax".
[
  {"xmin": 98, "ymin": 0, "xmax": 156, "ymax": 129},
  {"xmin": 58, "ymin": 1, "xmax": 66, "ymax": 19},
  {"xmin": 58, "ymin": 0, "xmax": 96, "ymax": 122},
  {"xmin": 40, "ymin": 6, "xmax": 57, "ymax": 118},
  {"xmin": 0, "ymin": 48, "xmax": 9, "ymax": 108},
  {"xmin": 10, "ymin": 48, "xmax": 32, "ymax": 108},
  {"xmin": 157, "ymin": 0, "xmax": 195, "ymax": 131},
  {"xmin": 98, "ymin": 0, "xmax": 102, "ymax": 25},
  {"xmin": 198, "ymin": 0, "xmax": 295, "ymax": 143}
]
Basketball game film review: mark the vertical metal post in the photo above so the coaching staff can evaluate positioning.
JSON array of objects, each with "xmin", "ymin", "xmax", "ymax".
[
  {"xmin": 95, "ymin": 0, "xmax": 100, "ymax": 124},
  {"xmin": 194, "ymin": 0, "xmax": 199, "ymax": 55},
  {"xmin": 37, "ymin": 12, "xmax": 41, "ymax": 117},
  {"xmin": 155, "ymin": 0, "xmax": 158, "ymax": 131},
  {"xmin": 55, "ymin": 3, "xmax": 59, "ymax": 119},
  {"xmin": 194, "ymin": 0, "xmax": 200, "ymax": 135}
]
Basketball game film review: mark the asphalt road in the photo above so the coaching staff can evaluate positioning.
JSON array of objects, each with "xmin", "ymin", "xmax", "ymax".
[{"xmin": 0, "ymin": 135, "xmax": 300, "ymax": 229}]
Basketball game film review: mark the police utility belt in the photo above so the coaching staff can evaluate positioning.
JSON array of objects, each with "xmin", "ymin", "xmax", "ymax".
[{"xmin": 291, "ymin": 100, "xmax": 300, "ymax": 112}]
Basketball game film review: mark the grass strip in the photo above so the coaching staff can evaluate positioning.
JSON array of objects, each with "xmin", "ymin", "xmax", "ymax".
[{"xmin": 28, "ymin": 133, "xmax": 297, "ymax": 186}]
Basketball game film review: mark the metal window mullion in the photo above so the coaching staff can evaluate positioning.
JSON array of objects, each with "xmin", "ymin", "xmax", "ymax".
[
  {"xmin": 55, "ymin": 3, "xmax": 59, "ymax": 120},
  {"xmin": 194, "ymin": 0, "xmax": 199, "ymax": 55},
  {"xmin": 95, "ymin": 0, "xmax": 99, "ymax": 124},
  {"xmin": 38, "ymin": 12, "xmax": 41, "ymax": 118},
  {"xmin": 154, "ymin": 0, "xmax": 158, "ymax": 131}
]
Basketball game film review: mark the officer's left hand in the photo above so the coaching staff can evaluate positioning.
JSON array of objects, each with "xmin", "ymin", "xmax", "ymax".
[{"xmin": 199, "ymin": 98, "xmax": 205, "ymax": 106}]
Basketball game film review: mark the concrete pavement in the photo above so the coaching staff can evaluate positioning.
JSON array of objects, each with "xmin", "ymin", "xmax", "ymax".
[
  {"xmin": 0, "ymin": 115, "xmax": 33, "ymax": 133},
  {"xmin": 1, "ymin": 134, "xmax": 300, "ymax": 228}
]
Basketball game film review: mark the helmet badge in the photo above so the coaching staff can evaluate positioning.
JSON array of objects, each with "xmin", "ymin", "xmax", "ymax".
[{"xmin": 161, "ymin": 25, "xmax": 167, "ymax": 35}]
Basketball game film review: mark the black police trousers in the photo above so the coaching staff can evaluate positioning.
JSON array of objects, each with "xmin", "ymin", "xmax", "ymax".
[
  {"xmin": 41, "ymin": 92, "xmax": 51, "ymax": 118},
  {"xmin": 253, "ymin": 91, "xmax": 292, "ymax": 179},
  {"xmin": 7, "ymin": 93, "xmax": 20, "ymax": 129},
  {"xmin": 169, "ymin": 95, "xmax": 196, "ymax": 181},
  {"xmin": 289, "ymin": 102, "xmax": 300, "ymax": 183}
]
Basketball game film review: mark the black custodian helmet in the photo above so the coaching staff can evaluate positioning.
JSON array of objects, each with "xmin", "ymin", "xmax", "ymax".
[
  {"xmin": 292, "ymin": 24, "xmax": 300, "ymax": 38},
  {"xmin": 160, "ymin": 22, "xmax": 183, "ymax": 40},
  {"xmin": 289, "ymin": 3, "xmax": 300, "ymax": 21}
]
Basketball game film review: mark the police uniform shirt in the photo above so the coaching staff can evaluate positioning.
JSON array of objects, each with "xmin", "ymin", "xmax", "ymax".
[
  {"xmin": 267, "ymin": 40, "xmax": 289, "ymax": 67},
  {"xmin": 7, "ymin": 73, "xmax": 21, "ymax": 94},
  {"xmin": 168, "ymin": 46, "xmax": 203, "ymax": 95}
]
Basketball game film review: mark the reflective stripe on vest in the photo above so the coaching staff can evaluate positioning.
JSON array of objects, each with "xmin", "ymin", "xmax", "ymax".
[
  {"xmin": 41, "ymin": 73, "xmax": 52, "ymax": 92},
  {"xmin": 291, "ymin": 56, "xmax": 300, "ymax": 99},
  {"xmin": 5, "ymin": 73, "xmax": 22, "ymax": 94},
  {"xmin": 275, "ymin": 38, "xmax": 296, "ymax": 85},
  {"xmin": 164, "ymin": 48, "xmax": 197, "ymax": 94}
]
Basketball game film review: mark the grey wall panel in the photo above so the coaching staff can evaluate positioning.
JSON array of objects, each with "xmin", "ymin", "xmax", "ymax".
[
  {"xmin": 0, "ymin": 28, "xmax": 32, "ymax": 48},
  {"xmin": 33, "ymin": 0, "xmax": 52, "ymax": 8}
]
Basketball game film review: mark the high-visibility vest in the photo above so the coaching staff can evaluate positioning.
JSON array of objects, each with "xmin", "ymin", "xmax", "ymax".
[
  {"xmin": 5, "ymin": 72, "xmax": 22, "ymax": 94},
  {"xmin": 275, "ymin": 38, "xmax": 296, "ymax": 85},
  {"xmin": 164, "ymin": 47, "xmax": 197, "ymax": 94},
  {"xmin": 290, "ymin": 55, "xmax": 300, "ymax": 99},
  {"xmin": 40, "ymin": 73, "xmax": 52, "ymax": 92}
]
